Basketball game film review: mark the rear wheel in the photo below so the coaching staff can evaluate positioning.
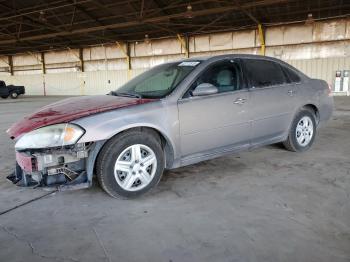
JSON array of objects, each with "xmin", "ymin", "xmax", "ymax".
[
  {"xmin": 96, "ymin": 129, "xmax": 165, "ymax": 198},
  {"xmin": 283, "ymin": 108, "xmax": 316, "ymax": 152},
  {"xmin": 10, "ymin": 92, "xmax": 18, "ymax": 99}
]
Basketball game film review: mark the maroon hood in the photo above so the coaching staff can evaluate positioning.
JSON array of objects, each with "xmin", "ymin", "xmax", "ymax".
[{"xmin": 7, "ymin": 95, "xmax": 155, "ymax": 139}]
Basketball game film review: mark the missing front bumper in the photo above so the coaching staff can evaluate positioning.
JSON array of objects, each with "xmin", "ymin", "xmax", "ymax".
[
  {"xmin": 7, "ymin": 141, "xmax": 106, "ymax": 190},
  {"xmin": 8, "ymin": 143, "xmax": 91, "ymax": 188},
  {"xmin": 7, "ymin": 161, "xmax": 89, "ymax": 188}
]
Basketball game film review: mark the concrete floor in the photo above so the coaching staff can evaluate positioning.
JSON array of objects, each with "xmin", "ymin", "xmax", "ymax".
[{"xmin": 0, "ymin": 96, "xmax": 349, "ymax": 262}]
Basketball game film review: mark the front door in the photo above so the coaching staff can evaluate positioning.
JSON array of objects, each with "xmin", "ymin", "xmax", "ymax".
[{"xmin": 178, "ymin": 60, "xmax": 252, "ymax": 160}]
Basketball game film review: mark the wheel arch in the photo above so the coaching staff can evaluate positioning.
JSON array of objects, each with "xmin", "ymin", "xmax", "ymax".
[
  {"xmin": 94, "ymin": 125, "xmax": 176, "ymax": 170},
  {"xmin": 285, "ymin": 103, "xmax": 320, "ymax": 141},
  {"xmin": 119, "ymin": 126, "xmax": 175, "ymax": 169},
  {"xmin": 302, "ymin": 104, "xmax": 320, "ymax": 124}
]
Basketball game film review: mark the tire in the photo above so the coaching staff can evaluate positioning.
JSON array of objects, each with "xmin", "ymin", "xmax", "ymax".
[
  {"xmin": 10, "ymin": 92, "xmax": 18, "ymax": 99},
  {"xmin": 283, "ymin": 108, "xmax": 317, "ymax": 152},
  {"xmin": 1, "ymin": 96, "xmax": 8, "ymax": 99},
  {"xmin": 96, "ymin": 129, "xmax": 165, "ymax": 199}
]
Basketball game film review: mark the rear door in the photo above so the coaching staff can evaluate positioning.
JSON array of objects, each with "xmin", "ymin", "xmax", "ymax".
[
  {"xmin": 242, "ymin": 59, "xmax": 298, "ymax": 145},
  {"xmin": 178, "ymin": 59, "xmax": 252, "ymax": 159}
]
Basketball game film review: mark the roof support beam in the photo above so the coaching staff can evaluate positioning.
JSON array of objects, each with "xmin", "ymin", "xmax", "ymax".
[
  {"xmin": 8, "ymin": 55, "xmax": 13, "ymax": 75},
  {"xmin": 126, "ymin": 42, "xmax": 131, "ymax": 79},
  {"xmin": 41, "ymin": 52, "xmax": 46, "ymax": 74},
  {"xmin": 177, "ymin": 34, "xmax": 189, "ymax": 58},
  {"xmin": 234, "ymin": 0, "xmax": 260, "ymax": 24},
  {"xmin": 79, "ymin": 48, "xmax": 84, "ymax": 72},
  {"xmin": 89, "ymin": 0, "xmax": 118, "ymax": 17},
  {"xmin": 0, "ymin": 2, "xmax": 76, "ymax": 48},
  {"xmin": 140, "ymin": 0, "xmax": 145, "ymax": 18},
  {"xmin": 258, "ymin": 24, "xmax": 265, "ymax": 56},
  {"xmin": 0, "ymin": 0, "xmax": 94, "ymax": 22},
  {"xmin": 146, "ymin": 22, "xmax": 178, "ymax": 35},
  {"xmin": 0, "ymin": 56, "xmax": 10, "ymax": 66},
  {"xmin": 146, "ymin": 0, "xmax": 183, "ymax": 18},
  {"xmin": 70, "ymin": 0, "xmax": 122, "ymax": 41},
  {"xmin": 116, "ymin": 41, "xmax": 131, "ymax": 79},
  {"xmin": 193, "ymin": 12, "xmax": 229, "ymax": 34}
]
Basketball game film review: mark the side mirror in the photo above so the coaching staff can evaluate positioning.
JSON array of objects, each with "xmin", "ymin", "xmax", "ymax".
[{"xmin": 192, "ymin": 83, "xmax": 218, "ymax": 97}]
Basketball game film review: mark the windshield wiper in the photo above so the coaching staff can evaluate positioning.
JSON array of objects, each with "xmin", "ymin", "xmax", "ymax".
[{"xmin": 109, "ymin": 91, "xmax": 142, "ymax": 99}]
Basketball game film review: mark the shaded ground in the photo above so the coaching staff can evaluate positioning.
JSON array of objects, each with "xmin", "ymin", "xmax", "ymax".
[{"xmin": 0, "ymin": 96, "xmax": 349, "ymax": 262}]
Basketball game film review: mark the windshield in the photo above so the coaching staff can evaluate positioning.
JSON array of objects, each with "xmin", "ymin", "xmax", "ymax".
[{"xmin": 114, "ymin": 61, "xmax": 201, "ymax": 98}]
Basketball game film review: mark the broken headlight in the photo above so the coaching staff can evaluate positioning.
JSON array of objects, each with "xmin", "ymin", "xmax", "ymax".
[{"xmin": 15, "ymin": 124, "xmax": 85, "ymax": 150}]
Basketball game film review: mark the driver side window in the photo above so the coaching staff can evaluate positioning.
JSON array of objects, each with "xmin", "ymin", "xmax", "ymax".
[{"xmin": 184, "ymin": 60, "xmax": 241, "ymax": 98}]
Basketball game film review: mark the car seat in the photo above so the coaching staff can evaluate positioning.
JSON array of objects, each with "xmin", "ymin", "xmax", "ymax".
[{"xmin": 215, "ymin": 69, "xmax": 234, "ymax": 92}]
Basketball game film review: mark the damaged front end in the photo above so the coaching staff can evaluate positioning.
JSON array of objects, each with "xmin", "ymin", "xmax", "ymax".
[
  {"xmin": 8, "ymin": 143, "xmax": 92, "ymax": 188},
  {"xmin": 7, "ymin": 122, "xmax": 105, "ymax": 190}
]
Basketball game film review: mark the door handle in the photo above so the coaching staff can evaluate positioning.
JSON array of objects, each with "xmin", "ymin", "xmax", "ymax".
[
  {"xmin": 233, "ymin": 98, "xmax": 246, "ymax": 105},
  {"xmin": 287, "ymin": 90, "xmax": 294, "ymax": 96}
]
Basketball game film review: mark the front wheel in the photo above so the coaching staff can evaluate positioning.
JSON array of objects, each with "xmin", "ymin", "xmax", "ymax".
[
  {"xmin": 96, "ymin": 129, "xmax": 165, "ymax": 198},
  {"xmin": 283, "ymin": 108, "xmax": 317, "ymax": 152}
]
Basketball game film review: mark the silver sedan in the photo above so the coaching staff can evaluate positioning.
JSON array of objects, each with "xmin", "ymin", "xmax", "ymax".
[{"xmin": 7, "ymin": 54, "xmax": 334, "ymax": 198}]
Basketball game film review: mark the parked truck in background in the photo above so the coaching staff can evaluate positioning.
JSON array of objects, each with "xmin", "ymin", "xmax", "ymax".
[{"xmin": 0, "ymin": 81, "xmax": 25, "ymax": 99}]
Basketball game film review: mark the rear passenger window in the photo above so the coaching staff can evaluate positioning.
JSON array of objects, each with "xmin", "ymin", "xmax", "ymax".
[
  {"xmin": 243, "ymin": 59, "xmax": 287, "ymax": 88},
  {"xmin": 282, "ymin": 66, "xmax": 301, "ymax": 83}
]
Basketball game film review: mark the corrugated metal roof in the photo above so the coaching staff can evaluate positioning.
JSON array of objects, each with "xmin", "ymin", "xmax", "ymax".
[{"xmin": 0, "ymin": 0, "xmax": 349, "ymax": 55}]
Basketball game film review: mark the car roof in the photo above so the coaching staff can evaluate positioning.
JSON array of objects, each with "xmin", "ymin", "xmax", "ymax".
[
  {"xmin": 182, "ymin": 54, "xmax": 280, "ymax": 62},
  {"xmin": 169, "ymin": 54, "xmax": 286, "ymax": 64},
  {"xmin": 177, "ymin": 54, "xmax": 307, "ymax": 79}
]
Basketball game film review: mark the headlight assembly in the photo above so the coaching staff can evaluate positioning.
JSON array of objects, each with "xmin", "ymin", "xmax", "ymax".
[{"xmin": 15, "ymin": 124, "xmax": 85, "ymax": 150}]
